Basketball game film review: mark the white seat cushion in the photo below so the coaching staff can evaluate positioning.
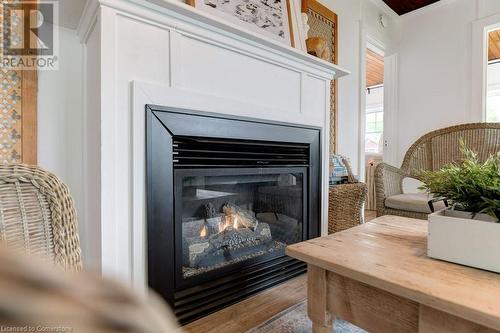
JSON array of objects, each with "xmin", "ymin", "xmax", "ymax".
[
  {"xmin": 385, "ymin": 193, "xmax": 446, "ymax": 214},
  {"xmin": 402, "ymin": 177, "xmax": 426, "ymax": 194}
]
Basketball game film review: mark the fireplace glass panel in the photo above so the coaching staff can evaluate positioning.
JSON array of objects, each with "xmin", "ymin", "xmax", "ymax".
[{"xmin": 179, "ymin": 169, "xmax": 305, "ymax": 279}]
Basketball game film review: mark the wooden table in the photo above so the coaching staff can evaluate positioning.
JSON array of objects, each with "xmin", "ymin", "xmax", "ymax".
[{"xmin": 286, "ymin": 216, "xmax": 500, "ymax": 333}]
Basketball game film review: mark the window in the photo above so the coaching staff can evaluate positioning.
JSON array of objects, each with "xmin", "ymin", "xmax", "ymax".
[
  {"xmin": 487, "ymin": 62, "xmax": 500, "ymax": 122},
  {"xmin": 366, "ymin": 109, "xmax": 384, "ymax": 133},
  {"xmin": 486, "ymin": 29, "xmax": 500, "ymax": 122},
  {"xmin": 486, "ymin": 89, "xmax": 500, "ymax": 122},
  {"xmin": 365, "ymin": 86, "xmax": 384, "ymax": 154}
]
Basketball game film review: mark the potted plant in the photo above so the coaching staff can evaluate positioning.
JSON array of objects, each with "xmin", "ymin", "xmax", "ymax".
[{"xmin": 419, "ymin": 141, "xmax": 500, "ymax": 272}]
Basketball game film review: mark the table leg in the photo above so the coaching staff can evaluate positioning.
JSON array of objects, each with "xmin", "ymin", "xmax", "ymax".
[{"xmin": 307, "ymin": 264, "xmax": 333, "ymax": 333}]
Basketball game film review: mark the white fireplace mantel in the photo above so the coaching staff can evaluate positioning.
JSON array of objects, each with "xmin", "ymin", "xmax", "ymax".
[{"xmin": 77, "ymin": 0, "xmax": 349, "ymax": 286}]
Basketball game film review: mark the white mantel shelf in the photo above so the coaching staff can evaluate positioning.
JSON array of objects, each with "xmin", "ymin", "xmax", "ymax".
[
  {"xmin": 146, "ymin": 0, "xmax": 349, "ymax": 77},
  {"xmin": 77, "ymin": 0, "xmax": 350, "ymax": 286},
  {"xmin": 79, "ymin": 0, "xmax": 349, "ymax": 79}
]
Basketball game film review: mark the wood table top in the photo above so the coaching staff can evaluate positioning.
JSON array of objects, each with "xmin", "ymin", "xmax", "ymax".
[{"xmin": 286, "ymin": 215, "xmax": 500, "ymax": 330}]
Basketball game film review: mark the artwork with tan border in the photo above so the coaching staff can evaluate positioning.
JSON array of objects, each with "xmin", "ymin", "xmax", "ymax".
[
  {"xmin": 0, "ymin": 1, "xmax": 38, "ymax": 164},
  {"xmin": 302, "ymin": 0, "xmax": 338, "ymax": 154}
]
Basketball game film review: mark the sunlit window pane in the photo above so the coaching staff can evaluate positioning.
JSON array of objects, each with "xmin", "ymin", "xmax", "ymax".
[
  {"xmin": 486, "ymin": 90, "xmax": 500, "ymax": 122},
  {"xmin": 365, "ymin": 86, "xmax": 384, "ymax": 154},
  {"xmin": 486, "ymin": 59, "xmax": 500, "ymax": 121}
]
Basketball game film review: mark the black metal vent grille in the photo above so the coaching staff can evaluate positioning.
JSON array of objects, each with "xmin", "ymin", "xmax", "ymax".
[
  {"xmin": 174, "ymin": 257, "xmax": 306, "ymax": 324},
  {"xmin": 173, "ymin": 136, "xmax": 310, "ymax": 168}
]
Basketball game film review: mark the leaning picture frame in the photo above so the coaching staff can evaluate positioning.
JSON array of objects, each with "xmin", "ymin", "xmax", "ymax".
[{"xmin": 187, "ymin": 0, "xmax": 295, "ymax": 47}]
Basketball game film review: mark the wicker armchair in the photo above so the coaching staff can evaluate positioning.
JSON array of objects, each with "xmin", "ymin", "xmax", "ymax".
[
  {"xmin": 0, "ymin": 245, "xmax": 181, "ymax": 332},
  {"xmin": 0, "ymin": 164, "xmax": 82, "ymax": 271},
  {"xmin": 328, "ymin": 183, "xmax": 367, "ymax": 233},
  {"xmin": 328, "ymin": 157, "xmax": 367, "ymax": 234},
  {"xmin": 375, "ymin": 123, "xmax": 500, "ymax": 219}
]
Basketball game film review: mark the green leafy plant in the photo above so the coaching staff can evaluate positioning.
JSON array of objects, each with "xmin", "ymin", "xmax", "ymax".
[{"xmin": 419, "ymin": 141, "xmax": 500, "ymax": 222}]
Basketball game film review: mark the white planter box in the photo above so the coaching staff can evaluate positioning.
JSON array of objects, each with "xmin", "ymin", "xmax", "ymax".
[{"xmin": 428, "ymin": 208, "xmax": 500, "ymax": 273}]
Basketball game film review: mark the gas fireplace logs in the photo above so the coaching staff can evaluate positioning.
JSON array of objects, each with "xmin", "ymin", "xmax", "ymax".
[
  {"xmin": 182, "ymin": 203, "xmax": 285, "ymax": 275},
  {"xmin": 222, "ymin": 203, "xmax": 259, "ymax": 229}
]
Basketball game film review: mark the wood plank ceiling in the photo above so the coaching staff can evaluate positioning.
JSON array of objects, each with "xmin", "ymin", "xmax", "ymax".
[
  {"xmin": 489, "ymin": 29, "xmax": 500, "ymax": 62},
  {"xmin": 382, "ymin": 0, "xmax": 440, "ymax": 16},
  {"xmin": 366, "ymin": 49, "xmax": 384, "ymax": 88}
]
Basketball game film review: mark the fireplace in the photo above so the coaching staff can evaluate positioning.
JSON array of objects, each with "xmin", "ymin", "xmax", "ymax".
[
  {"xmin": 146, "ymin": 106, "xmax": 321, "ymax": 323},
  {"xmin": 177, "ymin": 166, "xmax": 307, "ymax": 280}
]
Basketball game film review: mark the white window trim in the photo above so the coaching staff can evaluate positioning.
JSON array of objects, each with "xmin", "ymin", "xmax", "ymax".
[
  {"xmin": 382, "ymin": 53, "xmax": 398, "ymax": 166},
  {"xmin": 359, "ymin": 25, "xmax": 389, "ymax": 181},
  {"xmin": 471, "ymin": 13, "xmax": 500, "ymax": 122}
]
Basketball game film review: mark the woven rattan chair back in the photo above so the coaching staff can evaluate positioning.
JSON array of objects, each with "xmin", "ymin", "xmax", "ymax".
[
  {"xmin": 328, "ymin": 157, "xmax": 367, "ymax": 234},
  {"xmin": 0, "ymin": 164, "xmax": 82, "ymax": 271},
  {"xmin": 401, "ymin": 123, "xmax": 500, "ymax": 178}
]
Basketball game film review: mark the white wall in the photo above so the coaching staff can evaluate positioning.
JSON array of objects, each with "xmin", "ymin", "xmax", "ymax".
[
  {"xmin": 396, "ymin": 0, "xmax": 474, "ymax": 164},
  {"xmin": 38, "ymin": 26, "xmax": 87, "ymax": 261},
  {"xmin": 361, "ymin": 0, "xmax": 400, "ymax": 53},
  {"xmin": 38, "ymin": 26, "xmax": 83, "ymax": 183},
  {"xmin": 395, "ymin": 0, "xmax": 500, "ymax": 164},
  {"xmin": 317, "ymin": 0, "xmax": 398, "ymax": 176},
  {"xmin": 82, "ymin": 18, "xmax": 102, "ymax": 273},
  {"xmin": 478, "ymin": 0, "xmax": 500, "ymax": 18}
]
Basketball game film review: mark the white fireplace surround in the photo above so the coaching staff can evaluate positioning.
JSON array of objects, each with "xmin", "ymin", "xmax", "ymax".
[{"xmin": 77, "ymin": 0, "xmax": 348, "ymax": 287}]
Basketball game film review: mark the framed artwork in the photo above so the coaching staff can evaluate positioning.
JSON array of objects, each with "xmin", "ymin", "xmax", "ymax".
[
  {"xmin": 302, "ymin": 0, "xmax": 338, "ymax": 153},
  {"xmin": 187, "ymin": 0, "xmax": 295, "ymax": 47}
]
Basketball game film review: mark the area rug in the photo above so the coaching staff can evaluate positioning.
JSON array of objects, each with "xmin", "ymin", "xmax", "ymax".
[{"xmin": 247, "ymin": 300, "xmax": 366, "ymax": 333}]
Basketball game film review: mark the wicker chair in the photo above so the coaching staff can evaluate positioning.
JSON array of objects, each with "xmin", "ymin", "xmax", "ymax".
[
  {"xmin": 328, "ymin": 183, "xmax": 367, "ymax": 234},
  {"xmin": 328, "ymin": 157, "xmax": 367, "ymax": 234},
  {"xmin": 0, "ymin": 164, "xmax": 82, "ymax": 271},
  {"xmin": 375, "ymin": 123, "xmax": 500, "ymax": 219},
  {"xmin": 0, "ymin": 245, "xmax": 181, "ymax": 332}
]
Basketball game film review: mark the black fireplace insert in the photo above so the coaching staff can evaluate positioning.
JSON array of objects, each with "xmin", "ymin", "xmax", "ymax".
[{"xmin": 146, "ymin": 106, "xmax": 322, "ymax": 323}]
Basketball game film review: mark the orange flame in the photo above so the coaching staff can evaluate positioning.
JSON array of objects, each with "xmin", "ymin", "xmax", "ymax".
[{"xmin": 200, "ymin": 224, "xmax": 208, "ymax": 237}]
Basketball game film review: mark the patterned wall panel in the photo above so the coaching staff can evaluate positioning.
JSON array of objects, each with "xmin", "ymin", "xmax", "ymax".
[
  {"xmin": 0, "ymin": 0, "xmax": 37, "ymax": 164},
  {"xmin": 304, "ymin": 0, "xmax": 337, "ymax": 154},
  {"xmin": 0, "ymin": 69, "xmax": 22, "ymax": 163}
]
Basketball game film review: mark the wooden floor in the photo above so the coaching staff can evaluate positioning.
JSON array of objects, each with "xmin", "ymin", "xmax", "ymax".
[
  {"xmin": 184, "ymin": 211, "xmax": 378, "ymax": 333},
  {"xmin": 184, "ymin": 274, "xmax": 307, "ymax": 333}
]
